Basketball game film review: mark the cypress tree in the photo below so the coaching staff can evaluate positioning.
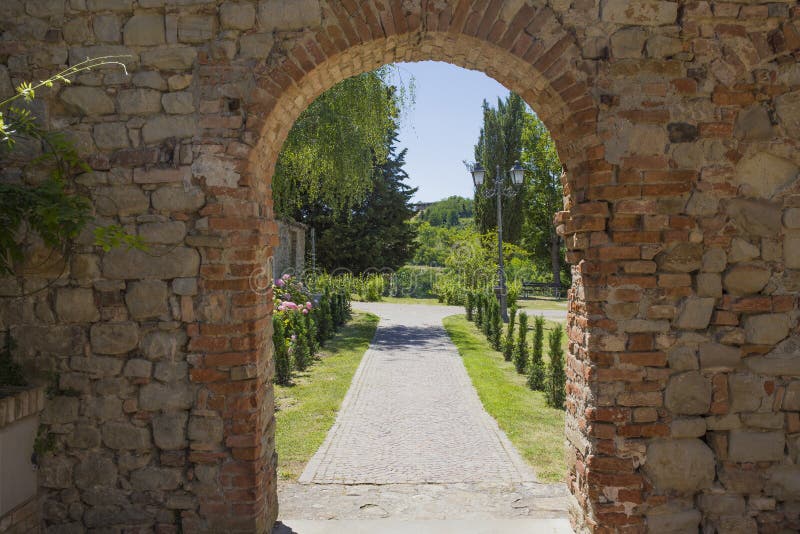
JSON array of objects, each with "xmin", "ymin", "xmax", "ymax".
[
  {"xmin": 475, "ymin": 293, "xmax": 484, "ymax": 327},
  {"xmin": 503, "ymin": 306, "xmax": 517, "ymax": 362},
  {"xmin": 490, "ymin": 298, "xmax": 502, "ymax": 350},
  {"xmin": 292, "ymin": 314, "xmax": 310, "ymax": 372},
  {"xmin": 515, "ymin": 313, "xmax": 529, "ymax": 376},
  {"xmin": 546, "ymin": 324, "xmax": 566, "ymax": 409},
  {"xmin": 528, "ymin": 315, "xmax": 546, "ymax": 391},
  {"xmin": 466, "ymin": 292, "xmax": 474, "ymax": 322}
]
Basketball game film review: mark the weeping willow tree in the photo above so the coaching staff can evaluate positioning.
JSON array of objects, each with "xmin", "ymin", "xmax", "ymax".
[{"xmin": 273, "ymin": 67, "xmax": 411, "ymax": 217}]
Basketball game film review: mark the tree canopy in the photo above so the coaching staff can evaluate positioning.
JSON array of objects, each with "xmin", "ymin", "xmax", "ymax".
[
  {"xmin": 273, "ymin": 67, "xmax": 411, "ymax": 218},
  {"xmin": 417, "ymin": 196, "xmax": 473, "ymax": 227}
]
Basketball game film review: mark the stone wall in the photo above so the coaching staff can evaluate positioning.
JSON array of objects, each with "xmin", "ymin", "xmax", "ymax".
[
  {"xmin": 274, "ymin": 219, "xmax": 307, "ymax": 277},
  {"xmin": 0, "ymin": 0, "xmax": 798, "ymax": 532}
]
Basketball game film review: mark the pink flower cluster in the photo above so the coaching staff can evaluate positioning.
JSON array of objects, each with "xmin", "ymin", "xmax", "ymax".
[{"xmin": 274, "ymin": 274, "xmax": 314, "ymax": 314}]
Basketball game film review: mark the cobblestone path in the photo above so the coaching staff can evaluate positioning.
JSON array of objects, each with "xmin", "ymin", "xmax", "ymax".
[{"xmin": 299, "ymin": 302, "xmax": 537, "ymax": 484}]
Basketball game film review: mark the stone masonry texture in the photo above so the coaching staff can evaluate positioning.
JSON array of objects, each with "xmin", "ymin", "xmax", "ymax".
[{"xmin": 0, "ymin": 1, "xmax": 798, "ymax": 533}]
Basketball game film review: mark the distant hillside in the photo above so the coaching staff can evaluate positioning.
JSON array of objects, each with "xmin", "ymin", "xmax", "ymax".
[{"xmin": 415, "ymin": 196, "xmax": 474, "ymax": 228}]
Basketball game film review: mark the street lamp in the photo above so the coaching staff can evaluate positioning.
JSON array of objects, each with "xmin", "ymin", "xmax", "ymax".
[{"xmin": 470, "ymin": 160, "xmax": 525, "ymax": 322}]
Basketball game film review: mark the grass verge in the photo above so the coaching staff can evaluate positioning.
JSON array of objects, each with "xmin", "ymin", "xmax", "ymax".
[
  {"xmin": 443, "ymin": 314, "xmax": 566, "ymax": 483},
  {"xmin": 275, "ymin": 311, "xmax": 379, "ymax": 480}
]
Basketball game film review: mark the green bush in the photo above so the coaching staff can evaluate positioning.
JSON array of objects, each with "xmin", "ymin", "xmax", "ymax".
[
  {"xmin": 489, "ymin": 297, "xmax": 502, "ymax": 351},
  {"xmin": 528, "ymin": 315, "xmax": 546, "ymax": 391},
  {"xmin": 273, "ymin": 316, "xmax": 292, "ymax": 385},
  {"xmin": 545, "ymin": 324, "xmax": 566, "ymax": 409},
  {"xmin": 503, "ymin": 306, "xmax": 516, "ymax": 362},
  {"xmin": 465, "ymin": 292, "xmax": 475, "ymax": 321},
  {"xmin": 475, "ymin": 293, "xmax": 484, "ymax": 328}
]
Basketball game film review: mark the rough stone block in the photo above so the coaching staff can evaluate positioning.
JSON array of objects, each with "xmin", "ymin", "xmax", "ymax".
[
  {"xmin": 123, "ymin": 358, "xmax": 152, "ymax": 378},
  {"xmin": 745, "ymin": 336, "xmax": 800, "ymax": 376},
  {"xmin": 729, "ymin": 374, "xmax": 765, "ymax": 413},
  {"xmin": 55, "ymin": 288, "xmax": 99, "ymax": 323},
  {"xmin": 735, "ymin": 152, "xmax": 798, "ymax": 199},
  {"xmin": 102, "ymin": 247, "xmax": 200, "ymax": 279},
  {"xmin": 74, "ymin": 455, "xmax": 117, "ymax": 490},
  {"xmin": 239, "ymin": 32, "xmax": 274, "ymax": 58},
  {"xmin": 657, "ymin": 242, "xmax": 702, "ymax": 273},
  {"xmin": 744, "ymin": 313, "xmax": 791, "ymax": 345},
  {"xmin": 140, "ymin": 330, "xmax": 185, "ymax": 361},
  {"xmin": 188, "ymin": 416, "xmax": 224, "ymax": 443},
  {"xmin": 152, "ymin": 412, "xmax": 187, "ymax": 450},
  {"xmin": 123, "ymin": 14, "xmax": 165, "ymax": 46},
  {"xmin": 671, "ymin": 418, "xmax": 706, "ymax": 438},
  {"xmin": 138, "ymin": 221, "xmax": 186, "ymax": 244},
  {"xmin": 666, "ymin": 371, "xmax": 712, "ymax": 415},
  {"xmin": 151, "ymin": 186, "xmax": 206, "ymax": 212},
  {"xmin": 117, "ymin": 88, "xmax": 162, "ymax": 114},
  {"xmin": 93, "ymin": 185, "xmax": 148, "ymax": 216},
  {"xmin": 93, "ymin": 122, "xmax": 129, "ymax": 150},
  {"xmin": 102, "ymin": 421, "xmax": 151, "ymax": 450},
  {"xmin": 90, "ymin": 322, "xmax": 139, "ymax": 355},
  {"xmin": 696, "ymin": 273, "xmax": 722, "ymax": 298},
  {"xmin": 644, "ymin": 439, "xmax": 715, "ymax": 492},
  {"xmin": 728, "ymin": 430, "xmax": 784, "ymax": 462},
  {"xmin": 60, "ymin": 86, "xmax": 115, "ymax": 115},
  {"xmin": 130, "ymin": 467, "xmax": 182, "ymax": 491},
  {"xmin": 610, "ymin": 27, "xmax": 646, "ymax": 58},
  {"xmin": 726, "ymin": 199, "xmax": 782, "ymax": 238},
  {"xmin": 699, "ymin": 343, "xmax": 740, "ymax": 370},
  {"xmin": 178, "ymin": 15, "xmax": 216, "ymax": 43},
  {"xmin": 138, "ymin": 382, "xmax": 194, "ymax": 411},
  {"xmin": 125, "ymin": 280, "xmax": 168, "ymax": 320},
  {"xmin": 675, "ymin": 297, "xmax": 715, "ymax": 330},
  {"xmin": 162, "ymin": 91, "xmax": 194, "ymax": 114},
  {"xmin": 257, "ymin": 0, "xmax": 321, "ymax": 31},
  {"xmin": 775, "ymin": 90, "xmax": 800, "ymax": 138},
  {"xmin": 142, "ymin": 115, "xmax": 196, "ymax": 143},
  {"xmin": 723, "ymin": 264, "xmax": 770, "ymax": 295},
  {"xmin": 93, "ymin": 14, "xmax": 121, "ymax": 43},
  {"xmin": 140, "ymin": 46, "xmax": 197, "ymax": 71},
  {"xmin": 220, "ymin": 2, "xmax": 256, "ymax": 30}
]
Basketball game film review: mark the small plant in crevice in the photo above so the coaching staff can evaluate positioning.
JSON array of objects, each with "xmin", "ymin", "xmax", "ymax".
[
  {"xmin": 503, "ymin": 305, "xmax": 517, "ymax": 362},
  {"xmin": 545, "ymin": 323, "xmax": 566, "ymax": 409},
  {"xmin": 528, "ymin": 315, "xmax": 546, "ymax": 391},
  {"xmin": 515, "ymin": 312, "xmax": 529, "ymax": 376}
]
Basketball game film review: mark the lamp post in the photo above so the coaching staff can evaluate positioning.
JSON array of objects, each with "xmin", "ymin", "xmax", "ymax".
[{"xmin": 470, "ymin": 160, "xmax": 525, "ymax": 322}]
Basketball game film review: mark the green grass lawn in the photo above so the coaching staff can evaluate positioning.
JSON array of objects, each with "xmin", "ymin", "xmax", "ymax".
[
  {"xmin": 274, "ymin": 311, "xmax": 379, "ymax": 480},
  {"xmin": 379, "ymin": 296, "xmax": 443, "ymax": 305},
  {"xmin": 443, "ymin": 314, "xmax": 567, "ymax": 483},
  {"xmin": 516, "ymin": 297, "xmax": 569, "ymax": 314}
]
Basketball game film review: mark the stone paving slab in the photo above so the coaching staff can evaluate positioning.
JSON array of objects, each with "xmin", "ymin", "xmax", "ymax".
[
  {"xmin": 274, "ymin": 518, "xmax": 573, "ymax": 534},
  {"xmin": 299, "ymin": 302, "xmax": 536, "ymax": 484}
]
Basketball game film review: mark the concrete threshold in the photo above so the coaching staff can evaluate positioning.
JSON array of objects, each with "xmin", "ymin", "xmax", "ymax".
[{"xmin": 274, "ymin": 518, "xmax": 574, "ymax": 534}]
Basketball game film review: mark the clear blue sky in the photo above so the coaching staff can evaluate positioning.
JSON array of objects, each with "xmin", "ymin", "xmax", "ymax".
[{"xmin": 388, "ymin": 61, "xmax": 511, "ymax": 203}]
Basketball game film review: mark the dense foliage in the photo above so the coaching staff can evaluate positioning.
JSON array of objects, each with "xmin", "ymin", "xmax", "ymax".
[
  {"xmin": 472, "ymin": 93, "xmax": 527, "ymax": 244},
  {"xmin": 274, "ymin": 68, "xmax": 412, "ymax": 218},
  {"xmin": 272, "ymin": 274, "xmax": 351, "ymax": 385},
  {"xmin": 295, "ymin": 129, "xmax": 418, "ymax": 273},
  {"xmin": 417, "ymin": 196, "xmax": 473, "ymax": 227}
]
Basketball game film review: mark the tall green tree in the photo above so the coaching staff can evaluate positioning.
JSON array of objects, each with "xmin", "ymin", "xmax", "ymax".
[
  {"xmin": 418, "ymin": 196, "xmax": 473, "ymax": 227},
  {"xmin": 296, "ymin": 128, "xmax": 418, "ymax": 273},
  {"xmin": 472, "ymin": 92, "xmax": 526, "ymax": 244},
  {"xmin": 274, "ymin": 68, "xmax": 410, "ymax": 217},
  {"xmin": 520, "ymin": 112, "xmax": 567, "ymax": 287}
]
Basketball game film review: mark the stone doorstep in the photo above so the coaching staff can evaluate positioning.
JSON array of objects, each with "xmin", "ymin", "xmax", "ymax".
[
  {"xmin": 274, "ymin": 519, "xmax": 574, "ymax": 534},
  {"xmin": 0, "ymin": 385, "xmax": 46, "ymax": 429}
]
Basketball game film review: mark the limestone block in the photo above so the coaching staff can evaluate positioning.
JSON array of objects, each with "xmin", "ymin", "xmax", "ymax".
[
  {"xmin": 41, "ymin": 396, "xmax": 79, "ymax": 424},
  {"xmin": 735, "ymin": 152, "xmax": 799, "ymax": 199},
  {"xmin": 783, "ymin": 381, "xmax": 800, "ymax": 411},
  {"xmin": 699, "ymin": 343, "xmax": 740, "ymax": 370},
  {"xmin": 643, "ymin": 439, "xmax": 715, "ymax": 492},
  {"xmin": 125, "ymin": 280, "xmax": 168, "ymax": 319},
  {"xmin": 70, "ymin": 356, "xmax": 124, "ymax": 377},
  {"xmin": 123, "ymin": 358, "xmax": 152, "ymax": 378},
  {"xmin": 138, "ymin": 382, "xmax": 194, "ymax": 411},
  {"xmin": 172, "ymin": 277, "xmax": 197, "ymax": 296},
  {"xmin": 646, "ymin": 507, "xmax": 701, "ymax": 533},
  {"xmin": 729, "ymin": 374, "xmax": 765, "ymax": 413},
  {"xmin": 86, "ymin": 0, "xmax": 133, "ymax": 11},
  {"xmin": 728, "ymin": 430, "xmax": 784, "ymax": 462},
  {"xmin": 93, "ymin": 14, "xmax": 120, "ymax": 43},
  {"xmin": 167, "ymin": 74, "xmax": 192, "ymax": 91},
  {"xmin": 162, "ymin": 91, "xmax": 194, "ymax": 114},
  {"xmin": 153, "ymin": 412, "xmax": 187, "ymax": 450},
  {"xmin": 67, "ymin": 425, "xmax": 102, "ymax": 449},
  {"xmin": 93, "ymin": 185, "xmax": 148, "ymax": 216},
  {"xmin": 239, "ymin": 32, "xmax": 274, "ymax": 58},
  {"xmin": 133, "ymin": 71, "xmax": 167, "ymax": 90},
  {"xmin": 671, "ymin": 418, "xmax": 706, "ymax": 438},
  {"xmin": 117, "ymin": 88, "xmax": 162, "ymax": 114},
  {"xmin": 154, "ymin": 361, "xmax": 188, "ymax": 382},
  {"xmin": 657, "ymin": 242, "xmax": 702, "ymax": 273},
  {"xmin": 685, "ymin": 192, "xmax": 718, "ymax": 217},
  {"xmin": 123, "ymin": 14, "xmax": 165, "ymax": 46},
  {"xmin": 138, "ymin": 221, "xmax": 186, "ymax": 244},
  {"xmin": 723, "ymin": 264, "xmax": 770, "ymax": 295},
  {"xmin": 55, "ymin": 288, "xmax": 99, "ymax": 323},
  {"xmin": 26, "ymin": 0, "xmax": 65, "ymax": 17},
  {"xmin": 675, "ymin": 297, "xmax": 715, "ymax": 330},
  {"xmin": 734, "ymin": 105, "xmax": 774, "ymax": 140},
  {"xmin": 93, "ymin": 122, "xmax": 129, "ymax": 150},
  {"xmin": 151, "ymin": 186, "xmax": 206, "ymax": 212},
  {"xmin": 101, "ymin": 421, "xmax": 151, "ymax": 450},
  {"xmin": 602, "ymin": 0, "xmax": 677, "ymax": 25},
  {"xmin": 728, "ymin": 237, "xmax": 760, "ymax": 263},
  {"xmin": 130, "ymin": 467, "xmax": 182, "ymax": 491},
  {"xmin": 785, "ymin": 234, "xmax": 800, "ymax": 269},
  {"xmin": 610, "ymin": 27, "xmax": 646, "ymax": 58},
  {"xmin": 775, "ymin": 90, "xmax": 800, "ymax": 138},
  {"xmin": 74, "ymin": 455, "xmax": 117, "ymax": 490},
  {"xmin": 140, "ymin": 46, "xmax": 197, "ymax": 71},
  {"xmin": 188, "ymin": 416, "xmax": 224, "ymax": 443},
  {"xmin": 140, "ymin": 330, "xmax": 185, "ymax": 360},
  {"xmin": 90, "ymin": 322, "xmax": 139, "ymax": 355},
  {"xmin": 765, "ymin": 466, "xmax": 800, "ymax": 500},
  {"xmin": 666, "ymin": 372, "xmax": 711, "ymax": 415},
  {"xmin": 698, "ymin": 494, "xmax": 746, "ymax": 517},
  {"xmin": 743, "ymin": 313, "xmax": 791, "ymax": 345},
  {"xmin": 191, "ymin": 154, "xmax": 240, "ymax": 187},
  {"xmin": 71, "ymin": 254, "xmax": 100, "ymax": 280},
  {"xmin": 257, "ymin": 0, "xmax": 321, "ymax": 31},
  {"xmin": 646, "ymin": 35, "xmax": 683, "ymax": 58},
  {"xmin": 64, "ymin": 18, "xmax": 93, "ymax": 43},
  {"xmin": 726, "ymin": 199, "xmax": 782, "ymax": 238},
  {"xmin": 667, "ymin": 345, "xmax": 698, "ymax": 371},
  {"xmin": 696, "ymin": 273, "xmax": 722, "ymax": 298},
  {"xmin": 142, "ymin": 115, "xmax": 196, "ymax": 143},
  {"xmin": 178, "ymin": 15, "xmax": 216, "ymax": 43},
  {"xmin": 102, "ymin": 247, "xmax": 200, "ymax": 279},
  {"xmin": 220, "ymin": 2, "xmax": 256, "ymax": 30},
  {"xmin": 706, "ymin": 413, "xmax": 741, "ymax": 431},
  {"xmin": 60, "ymin": 86, "xmax": 115, "ymax": 115},
  {"xmin": 702, "ymin": 248, "xmax": 727, "ymax": 273},
  {"xmin": 745, "ymin": 336, "xmax": 800, "ymax": 376},
  {"xmin": 741, "ymin": 412, "xmax": 783, "ymax": 429}
]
